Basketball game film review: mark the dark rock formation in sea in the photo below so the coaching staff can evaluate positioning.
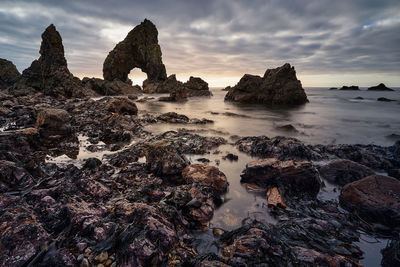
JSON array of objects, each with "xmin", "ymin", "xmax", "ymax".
[
  {"xmin": 339, "ymin": 85, "xmax": 359, "ymax": 90},
  {"xmin": 103, "ymin": 19, "xmax": 167, "ymax": 84},
  {"xmin": 319, "ymin": 159, "xmax": 374, "ymax": 186},
  {"xmin": 11, "ymin": 24, "xmax": 84, "ymax": 97},
  {"xmin": 340, "ymin": 174, "xmax": 400, "ymax": 228},
  {"xmin": 329, "ymin": 87, "xmax": 338, "ymax": 90},
  {"xmin": 0, "ymin": 58, "xmax": 20, "ymax": 90},
  {"xmin": 368, "ymin": 83, "xmax": 394, "ymax": 91},
  {"xmin": 224, "ymin": 63, "xmax": 308, "ymax": 105},
  {"xmin": 378, "ymin": 97, "xmax": 395, "ymax": 102},
  {"xmin": 182, "ymin": 164, "xmax": 228, "ymax": 192},
  {"xmin": 159, "ymin": 85, "xmax": 188, "ymax": 102},
  {"xmin": 183, "ymin": 76, "xmax": 212, "ymax": 97},
  {"xmin": 143, "ymin": 74, "xmax": 183, "ymax": 93},
  {"xmin": 82, "ymin": 77, "xmax": 142, "ymax": 96}
]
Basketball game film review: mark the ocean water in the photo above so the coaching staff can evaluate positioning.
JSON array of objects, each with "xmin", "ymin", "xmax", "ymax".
[
  {"xmin": 138, "ymin": 87, "xmax": 400, "ymax": 146},
  {"xmin": 136, "ymin": 87, "xmax": 399, "ymax": 266}
]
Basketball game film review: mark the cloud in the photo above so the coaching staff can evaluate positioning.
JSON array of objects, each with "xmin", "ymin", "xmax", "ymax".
[{"xmin": 0, "ymin": 0, "xmax": 399, "ymax": 86}]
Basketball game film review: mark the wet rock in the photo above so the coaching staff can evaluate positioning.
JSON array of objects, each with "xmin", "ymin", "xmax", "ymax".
[
  {"xmin": 183, "ymin": 76, "xmax": 212, "ymax": 97},
  {"xmin": 35, "ymin": 108, "xmax": 74, "ymax": 141},
  {"xmin": 0, "ymin": 160, "xmax": 36, "ymax": 192},
  {"xmin": 340, "ymin": 174, "xmax": 400, "ymax": 228},
  {"xmin": 276, "ymin": 124, "xmax": 299, "ymax": 133},
  {"xmin": 145, "ymin": 142, "xmax": 190, "ymax": 178},
  {"xmin": 159, "ymin": 85, "xmax": 187, "ymax": 102},
  {"xmin": 368, "ymin": 83, "xmax": 394, "ymax": 91},
  {"xmin": 267, "ymin": 187, "xmax": 286, "ymax": 208},
  {"xmin": 143, "ymin": 74, "xmax": 182, "ymax": 94},
  {"xmin": 241, "ymin": 158, "xmax": 321, "ymax": 199},
  {"xmin": 157, "ymin": 112, "xmax": 189, "ymax": 123},
  {"xmin": 82, "ymin": 77, "xmax": 142, "ymax": 96},
  {"xmin": 236, "ymin": 136, "xmax": 321, "ymax": 161},
  {"xmin": 340, "ymin": 85, "xmax": 359, "ymax": 90},
  {"xmin": 182, "ymin": 164, "xmax": 228, "ymax": 192},
  {"xmin": 388, "ymin": 169, "xmax": 400, "ymax": 179},
  {"xmin": 329, "ymin": 87, "xmax": 338, "ymax": 90},
  {"xmin": 225, "ymin": 63, "xmax": 308, "ymax": 105},
  {"xmin": 386, "ymin": 133, "xmax": 400, "ymax": 141},
  {"xmin": 11, "ymin": 24, "xmax": 83, "ymax": 97},
  {"xmin": 319, "ymin": 159, "xmax": 374, "ymax": 186},
  {"xmin": 222, "ymin": 153, "xmax": 238, "ymax": 161},
  {"xmin": 105, "ymin": 97, "xmax": 138, "ymax": 115},
  {"xmin": 0, "ymin": 58, "xmax": 20, "ymax": 90},
  {"xmin": 353, "ymin": 96, "xmax": 364, "ymax": 100},
  {"xmin": 381, "ymin": 239, "xmax": 400, "ymax": 267},
  {"xmin": 0, "ymin": 205, "xmax": 51, "ymax": 266},
  {"xmin": 378, "ymin": 97, "xmax": 395, "ymax": 102},
  {"xmin": 103, "ymin": 19, "xmax": 167, "ymax": 83},
  {"xmin": 82, "ymin": 158, "xmax": 102, "ymax": 171}
]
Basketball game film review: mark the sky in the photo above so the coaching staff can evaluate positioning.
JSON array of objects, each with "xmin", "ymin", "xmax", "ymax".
[{"xmin": 0, "ymin": 0, "xmax": 399, "ymax": 87}]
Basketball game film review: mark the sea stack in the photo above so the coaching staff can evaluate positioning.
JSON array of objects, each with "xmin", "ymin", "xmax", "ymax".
[
  {"xmin": 103, "ymin": 19, "xmax": 167, "ymax": 84},
  {"xmin": 11, "ymin": 24, "xmax": 83, "ymax": 97},
  {"xmin": 368, "ymin": 83, "xmax": 394, "ymax": 91},
  {"xmin": 224, "ymin": 63, "xmax": 308, "ymax": 105}
]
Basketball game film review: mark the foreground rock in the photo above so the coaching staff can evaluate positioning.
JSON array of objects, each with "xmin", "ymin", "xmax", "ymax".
[
  {"xmin": 82, "ymin": 77, "xmax": 142, "ymax": 96},
  {"xmin": 105, "ymin": 97, "xmax": 138, "ymax": 115},
  {"xmin": 378, "ymin": 97, "xmax": 395, "ymax": 102},
  {"xmin": 340, "ymin": 174, "xmax": 400, "ymax": 228},
  {"xmin": 182, "ymin": 164, "xmax": 228, "ymax": 192},
  {"xmin": 340, "ymin": 86, "xmax": 359, "ymax": 90},
  {"xmin": 319, "ymin": 159, "xmax": 374, "ymax": 186},
  {"xmin": 0, "ymin": 58, "xmax": 20, "ymax": 90},
  {"xmin": 225, "ymin": 63, "xmax": 308, "ymax": 105},
  {"xmin": 103, "ymin": 19, "xmax": 167, "ymax": 84},
  {"xmin": 35, "ymin": 108, "xmax": 74, "ymax": 141},
  {"xmin": 382, "ymin": 239, "xmax": 400, "ymax": 267},
  {"xmin": 11, "ymin": 24, "xmax": 83, "ymax": 97},
  {"xmin": 368, "ymin": 83, "xmax": 394, "ymax": 91},
  {"xmin": 241, "ymin": 158, "xmax": 321, "ymax": 199}
]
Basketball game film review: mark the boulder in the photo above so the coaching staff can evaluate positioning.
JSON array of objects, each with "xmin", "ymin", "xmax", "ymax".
[
  {"xmin": 381, "ymin": 239, "xmax": 400, "ymax": 267},
  {"xmin": 339, "ymin": 86, "xmax": 359, "ymax": 90},
  {"xmin": 340, "ymin": 175, "xmax": 400, "ymax": 227},
  {"xmin": 145, "ymin": 143, "xmax": 190, "ymax": 178},
  {"xmin": 241, "ymin": 158, "xmax": 321, "ymax": 199},
  {"xmin": 143, "ymin": 74, "xmax": 182, "ymax": 94},
  {"xmin": 0, "ymin": 58, "xmax": 20, "ymax": 89},
  {"xmin": 319, "ymin": 159, "xmax": 374, "ymax": 186},
  {"xmin": 224, "ymin": 63, "xmax": 308, "ymax": 105},
  {"xmin": 35, "ymin": 108, "xmax": 73, "ymax": 139},
  {"xmin": 82, "ymin": 77, "xmax": 141, "ymax": 96},
  {"xmin": 183, "ymin": 76, "xmax": 212, "ymax": 97},
  {"xmin": 11, "ymin": 24, "xmax": 84, "ymax": 97},
  {"xmin": 182, "ymin": 164, "xmax": 228, "ymax": 192},
  {"xmin": 103, "ymin": 19, "xmax": 167, "ymax": 83},
  {"xmin": 159, "ymin": 85, "xmax": 188, "ymax": 102},
  {"xmin": 157, "ymin": 112, "xmax": 189, "ymax": 123},
  {"xmin": 105, "ymin": 98, "xmax": 138, "ymax": 115},
  {"xmin": 368, "ymin": 83, "xmax": 394, "ymax": 91}
]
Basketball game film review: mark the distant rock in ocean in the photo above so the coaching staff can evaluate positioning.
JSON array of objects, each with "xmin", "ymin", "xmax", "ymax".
[
  {"xmin": 143, "ymin": 74, "xmax": 183, "ymax": 94},
  {"xmin": 11, "ymin": 24, "xmax": 83, "ymax": 97},
  {"xmin": 82, "ymin": 77, "xmax": 142, "ymax": 96},
  {"xmin": 377, "ymin": 97, "xmax": 395, "ymax": 102},
  {"xmin": 183, "ymin": 76, "xmax": 211, "ymax": 97},
  {"xmin": 0, "ymin": 58, "xmax": 20, "ymax": 90},
  {"xmin": 224, "ymin": 63, "xmax": 308, "ymax": 105},
  {"xmin": 339, "ymin": 85, "xmax": 359, "ymax": 90},
  {"xmin": 368, "ymin": 83, "xmax": 394, "ymax": 91},
  {"xmin": 103, "ymin": 19, "xmax": 167, "ymax": 84},
  {"xmin": 329, "ymin": 87, "xmax": 338, "ymax": 90}
]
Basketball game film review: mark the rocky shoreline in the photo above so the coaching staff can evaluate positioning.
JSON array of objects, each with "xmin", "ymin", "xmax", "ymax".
[
  {"xmin": 0, "ymin": 92, "xmax": 399, "ymax": 266},
  {"xmin": 0, "ymin": 18, "xmax": 399, "ymax": 267}
]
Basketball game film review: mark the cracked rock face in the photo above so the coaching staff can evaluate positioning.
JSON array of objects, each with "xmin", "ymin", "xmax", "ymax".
[
  {"xmin": 225, "ymin": 63, "xmax": 308, "ymax": 105},
  {"xmin": 11, "ymin": 24, "xmax": 83, "ymax": 97},
  {"xmin": 103, "ymin": 19, "xmax": 167, "ymax": 83}
]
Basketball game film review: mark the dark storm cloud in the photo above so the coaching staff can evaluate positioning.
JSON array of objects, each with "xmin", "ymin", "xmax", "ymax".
[{"xmin": 0, "ymin": 0, "xmax": 399, "ymax": 85}]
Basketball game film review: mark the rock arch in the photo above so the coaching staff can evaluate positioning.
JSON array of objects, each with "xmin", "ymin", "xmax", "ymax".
[{"xmin": 103, "ymin": 19, "xmax": 167, "ymax": 83}]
